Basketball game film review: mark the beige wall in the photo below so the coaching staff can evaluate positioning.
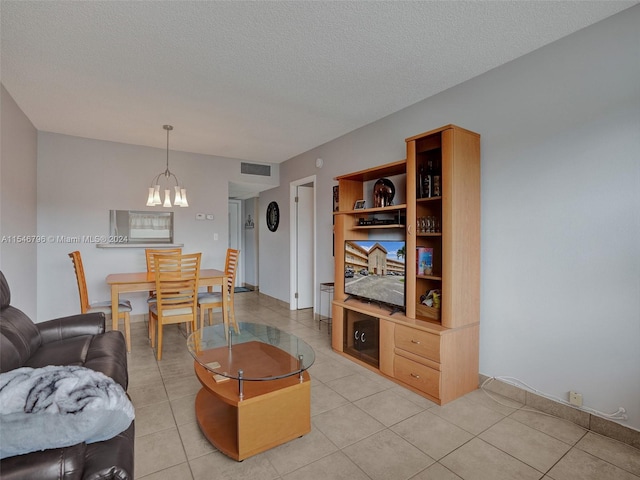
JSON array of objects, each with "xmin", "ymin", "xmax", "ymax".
[{"xmin": 0, "ymin": 85, "xmax": 38, "ymax": 319}]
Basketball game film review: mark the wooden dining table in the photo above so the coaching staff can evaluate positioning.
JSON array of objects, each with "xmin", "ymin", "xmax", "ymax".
[{"xmin": 106, "ymin": 269, "xmax": 228, "ymax": 342}]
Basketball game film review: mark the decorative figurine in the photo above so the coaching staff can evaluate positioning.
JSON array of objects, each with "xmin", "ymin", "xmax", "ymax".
[{"xmin": 373, "ymin": 178, "xmax": 395, "ymax": 207}]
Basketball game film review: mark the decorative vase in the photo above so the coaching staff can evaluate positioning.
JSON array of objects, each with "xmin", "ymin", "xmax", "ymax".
[{"xmin": 373, "ymin": 178, "xmax": 395, "ymax": 207}]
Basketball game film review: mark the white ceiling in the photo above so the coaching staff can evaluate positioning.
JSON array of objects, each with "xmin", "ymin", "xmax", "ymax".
[{"xmin": 1, "ymin": 1, "xmax": 636, "ymax": 168}]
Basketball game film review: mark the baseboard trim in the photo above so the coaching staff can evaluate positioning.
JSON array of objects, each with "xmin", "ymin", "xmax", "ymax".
[
  {"xmin": 479, "ymin": 374, "xmax": 640, "ymax": 450},
  {"xmin": 257, "ymin": 292, "xmax": 290, "ymax": 309}
]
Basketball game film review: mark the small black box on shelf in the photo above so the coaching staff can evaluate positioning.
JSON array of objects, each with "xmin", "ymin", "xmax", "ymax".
[{"xmin": 370, "ymin": 218, "xmax": 395, "ymax": 225}]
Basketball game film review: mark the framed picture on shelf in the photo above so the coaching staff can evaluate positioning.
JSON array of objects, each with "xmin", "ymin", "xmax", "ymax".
[
  {"xmin": 354, "ymin": 199, "xmax": 366, "ymax": 210},
  {"xmin": 333, "ymin": 185, "xmax": 339, "ymax": 212}
]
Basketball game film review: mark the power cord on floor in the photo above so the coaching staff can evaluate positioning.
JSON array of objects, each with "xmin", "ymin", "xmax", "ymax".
[{"xmin": 480, "ymin": 376, "xmax": 628, "ymax": 421}]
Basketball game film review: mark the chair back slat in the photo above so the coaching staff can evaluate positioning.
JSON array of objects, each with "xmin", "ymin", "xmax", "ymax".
[
  {"xmin": 154, "ymin": 252, "xmax": 201, "ymax": 316},
  {"xmin": 196, "ymin": 248, "xmax": 240, "ymax": 335},
  {"xmin": 68, "ymin": 251, "xmax": 91, "ymax": 313},
  {"xmin": 225, "ymin": 248, "xmax": 240, "ymax": 295},
  {"xmin": 145, "ymin": 248, "xmax": 182, "ymax": 272},
  {"xmin": 146, "ymin": 248, "xmax": 182, "ymax": 296}
]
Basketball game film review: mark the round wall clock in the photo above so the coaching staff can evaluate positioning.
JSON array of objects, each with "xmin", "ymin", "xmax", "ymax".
[{"xmin": 266, "ymin": 201, "xmax": 280, "ymax": 232}]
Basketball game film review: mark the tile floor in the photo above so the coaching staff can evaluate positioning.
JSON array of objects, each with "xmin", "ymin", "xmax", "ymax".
[{"xmin": 128, "ymin": 291, "xmax": 640, "ymax": 480}]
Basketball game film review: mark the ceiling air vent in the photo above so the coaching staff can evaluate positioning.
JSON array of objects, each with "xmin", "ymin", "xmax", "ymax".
[{"xmin": 241, "ymin": 162, "xmax": 271, "ymax": 177}]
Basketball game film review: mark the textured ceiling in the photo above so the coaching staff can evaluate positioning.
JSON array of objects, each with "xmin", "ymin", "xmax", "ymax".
[{"xmin": 1, "ymin": 1, "xmax": 636, "ymax": 165}]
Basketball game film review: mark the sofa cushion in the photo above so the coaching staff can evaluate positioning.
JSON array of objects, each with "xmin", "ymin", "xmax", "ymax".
[
  {"xmin": 0, "ymin": 365, "xmax": 135, "ymax": 459},
  {"xmin": 25, "ymin": 335, "xmax": 93, "ymax": 369},
  {"xmin": 84, "ymin": 331, "xmax": 129, "ymax": 390},
  {"xmin": 23, "ymin": 330, "xmax": 128, "ymax": 390}
]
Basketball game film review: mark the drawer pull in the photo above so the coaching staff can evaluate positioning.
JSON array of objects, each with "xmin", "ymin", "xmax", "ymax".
[
  {"xmin": 410, "ymin": 373, "xmax": 420, "ymax": 379},
  {"xmin": 411, "ymin": 340, "xmax": 421, "ymax": 344}
]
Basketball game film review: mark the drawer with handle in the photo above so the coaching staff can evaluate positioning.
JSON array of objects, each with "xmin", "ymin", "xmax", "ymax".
[
  {"xmin": 394, "ymin": 355, "xmax": 440, "ymax": 398},
  {"xmin": 394, "ymin": 324, "xmax": 440, "ymax": 362}
]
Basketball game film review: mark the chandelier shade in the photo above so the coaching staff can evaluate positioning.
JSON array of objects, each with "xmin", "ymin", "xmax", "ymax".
[{"xmin": 146, "ymin": 125, "xmax": 188, "ymax": 207}]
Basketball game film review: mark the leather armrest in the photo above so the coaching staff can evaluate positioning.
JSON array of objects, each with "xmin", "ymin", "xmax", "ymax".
[
  {"xmin": 84, "ymin": 422, "xmax": 134, "ymax": 480},
  {"xmin": 0, "ymin": 443, "xmax": 86, "ymax": 480},
  {"xmin": 37, "ymin": 313, "xmax": 106, "ymax": 344}
]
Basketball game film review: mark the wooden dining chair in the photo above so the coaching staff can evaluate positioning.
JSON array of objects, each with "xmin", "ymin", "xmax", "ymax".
[
  {"xmin": 197, "ymin": 248, "xmax": 240, "ymax": 335},
  {"xmin": 145, "ymin": 247, "xmax": 182, "ymax": 341},
  {"xmin": 68, "ymin": 250, "xmax": 132, "ymax": 352},
  {"xmin": 149, "ymin": 252, "xmax": 201, "ymax": 360},
  {"xmin": 145, "ymin": 248, "xmax": 183, "ymax": 278}
]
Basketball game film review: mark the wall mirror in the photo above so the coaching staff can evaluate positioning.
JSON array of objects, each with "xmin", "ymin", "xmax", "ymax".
[{"xmin": 109, "ymin": 210, "xmax": 174, "ymax": 244}]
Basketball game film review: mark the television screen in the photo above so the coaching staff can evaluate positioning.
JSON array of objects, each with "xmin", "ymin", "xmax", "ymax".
[{"xmin": 344, "ymin": 240, "xmax": 406, "ymax": 313}]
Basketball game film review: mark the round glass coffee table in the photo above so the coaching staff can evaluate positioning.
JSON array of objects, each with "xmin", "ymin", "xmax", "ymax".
[{"xmin": 187, "ymin": 322, "xmax": 315, "ymax": 461}]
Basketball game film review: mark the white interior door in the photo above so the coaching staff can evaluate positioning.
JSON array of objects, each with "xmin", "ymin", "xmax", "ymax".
[
  {"xmin": 294, "ymin": 183, "xmax": 314, "ymax": 309},
  {"xmin": 289, "ymin": 175, "xmax": 316, "ymax": 311},
  {"xmin": 228, "ymin": 199, "xmax": 243, "ymax": 288}
]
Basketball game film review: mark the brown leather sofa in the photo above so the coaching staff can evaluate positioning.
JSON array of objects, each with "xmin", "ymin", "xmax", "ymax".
[{"xmin": 0, "ymin": 271, "xmax": 134, "ymax": 479}]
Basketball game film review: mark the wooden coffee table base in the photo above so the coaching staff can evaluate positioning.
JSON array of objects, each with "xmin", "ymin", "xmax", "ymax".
[{"xmin": 194, "ymin": 362, "xmax": 311, "ymax": 461}]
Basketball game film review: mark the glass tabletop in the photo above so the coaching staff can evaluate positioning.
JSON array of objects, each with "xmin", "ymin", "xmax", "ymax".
[{"xmin": 187, "ymin": 322, "xmax": 315, "ymax": 381}]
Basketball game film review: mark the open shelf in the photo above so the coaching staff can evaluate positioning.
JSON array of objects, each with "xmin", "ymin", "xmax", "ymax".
[
  {"xmin": 338, "ymin": 204, "xmax": 407, "ymax": 216},
  {"xmin": 417, "ymin": 196, "xmax": 442, "ymax": 203},
  {"xmin": 417, "ymin": 274, "xmax": 442, "ymax": 281},
  {"xmin": 335, "ymin": 159, "xmax": 406, "ymax": 183},
  {"xmin": 353, "ymin": 225, "xmax": 404, "ymax": 230}
]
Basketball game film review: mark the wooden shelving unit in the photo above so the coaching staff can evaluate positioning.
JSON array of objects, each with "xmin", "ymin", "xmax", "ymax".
[{"xmin": 332, "ymin": 124, "xmax": 480, "ymax": 405}]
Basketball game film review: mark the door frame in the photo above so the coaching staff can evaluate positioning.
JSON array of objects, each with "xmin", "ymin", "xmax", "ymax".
[
  {"xmin": 228, "ymin": 199, "xmax": 244, "ymax": 288},
  {"xmin": 289, "ymin": 175, "xmax": 316, "ymax": 311}
]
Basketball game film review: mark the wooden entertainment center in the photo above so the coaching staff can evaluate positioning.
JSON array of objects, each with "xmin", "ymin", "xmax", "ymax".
[{"xmin": 332, "ymin": 124, "xmax": 480, "ymax": 405}]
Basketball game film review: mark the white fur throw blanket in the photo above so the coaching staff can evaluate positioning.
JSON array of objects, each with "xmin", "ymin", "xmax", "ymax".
[{"xmin": 0, "ymin": 365, "xmax": 135, "ymax": 459}]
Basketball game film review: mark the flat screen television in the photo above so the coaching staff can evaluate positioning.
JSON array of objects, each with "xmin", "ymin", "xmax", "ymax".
[{"xmin": 344, "ymin": 240, "xmax": 406, "ymax": 314}]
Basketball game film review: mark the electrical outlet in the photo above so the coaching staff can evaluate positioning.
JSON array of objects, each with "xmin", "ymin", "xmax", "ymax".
[{"xmin": 569, "ymin": 391, "xmax": 583, "ymax": 407}]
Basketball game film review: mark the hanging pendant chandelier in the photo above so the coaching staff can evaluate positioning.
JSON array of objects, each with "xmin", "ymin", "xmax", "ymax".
[{"xmin": 146, "ymin": 125, "xmax": 188, "ymax": 207}]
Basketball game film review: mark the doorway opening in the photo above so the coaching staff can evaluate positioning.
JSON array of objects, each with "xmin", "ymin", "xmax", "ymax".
[
  {"xmin": 289, "ymin": 176, "xmax": 316, "ymax": 311},
  {"xmin": 228, "ymin": 199, "xmax": 243, "ymax": 289},
  {"xmin": 229, "ymin": 178, "xmax": 266, "ymax": 292}
]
